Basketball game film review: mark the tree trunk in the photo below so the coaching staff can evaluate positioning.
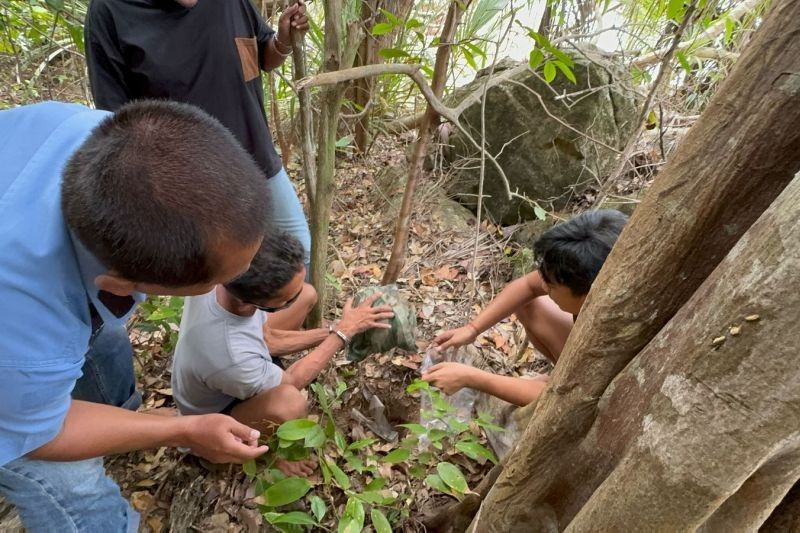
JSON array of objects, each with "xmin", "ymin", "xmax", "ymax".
[
  {"xmin": 564, "ymin": 172, "xmax": 800, "ymax": 531},
  {"xmin": 381, "ymin": 0, "xmax": 470, "ymax": 284},
  {"xmin": 353, "ymin": 0, "xmax": 378, "ymax": 153},
  {"xmin": 470, "ymin": 0, "xmax": 800, "ymax": 529},
  {"xmin": 350, "ymin": 0, "xmax": 416, "ymax": 152}
]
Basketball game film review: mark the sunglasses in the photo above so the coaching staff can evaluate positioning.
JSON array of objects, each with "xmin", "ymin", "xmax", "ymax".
[{"xmin": 246, "ymin": 286, "xmax": 303, "ymax": 313}]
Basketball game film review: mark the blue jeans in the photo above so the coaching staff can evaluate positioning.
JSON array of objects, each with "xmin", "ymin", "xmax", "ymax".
[
  {"xmin": 0, "ymin": 457, "xmax": 138, "ymax": 533},
  {"xmin": 0, "ymin": 325, "xmax": 140, "ymax": 532},
  {"xmin": 266, "ymin": 167, "xmax": 311, "ymax": 270}
]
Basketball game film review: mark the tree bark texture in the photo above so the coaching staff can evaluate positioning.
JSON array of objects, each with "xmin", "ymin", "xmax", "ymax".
[
  {"xmin": 307, "ymin": 0, "xmax": 344, "ymax": 327},
  {"xmin": 381, "ymin": 0, "xmax": 471, "ymax": 284},
  {"xmin": 471, "ymin": 0, "xmax": 800, "ymax": 529},
  {"xmin": 564, "ymin": 174, "xmax": 800, "ymax": 531}
]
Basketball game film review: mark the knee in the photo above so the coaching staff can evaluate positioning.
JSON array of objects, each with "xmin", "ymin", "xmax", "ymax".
[
  {"xmin": 299, "ymin": 283, "xmax": 318, "ymax": 311},
  {"xmin": 271, "ymin": 384, "xmax": 308, "ymax": 422}
]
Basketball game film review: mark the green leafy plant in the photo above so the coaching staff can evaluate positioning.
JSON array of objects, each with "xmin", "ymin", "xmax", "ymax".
[
  {"xmin": 245, "ymin": 378, "xmax": 501, "ymax": 531},
  {"xmin": 133, "ymin": 296, "xmax": 184, "ymax": 353}
]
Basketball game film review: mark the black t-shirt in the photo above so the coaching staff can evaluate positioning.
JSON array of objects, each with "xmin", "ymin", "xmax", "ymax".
[{"xmin": 85, "ymin": 0, "xmax": 283, "ymax": 179}]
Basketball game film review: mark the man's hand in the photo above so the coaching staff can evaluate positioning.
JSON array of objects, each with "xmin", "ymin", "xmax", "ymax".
[
  {"xmin": 433, "ymin": 324, "xmax": 478, "ymax": 352},
  {"xmin": 337, "ymin": 293, "xmax": 394, "ymax": 338},
  {"xmin": 277, "ymin": 0, "xmax": 309, "ymax": 48},
  {"xmin": 181, "ymin": 414, "xmax": 269, "ymax": 464},
  {"xmin": 421, "ymin": 362, "xmax": 477, "ymax": 395}
]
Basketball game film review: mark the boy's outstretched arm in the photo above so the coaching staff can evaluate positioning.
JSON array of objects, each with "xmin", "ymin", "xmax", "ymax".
[
  {"xmin": 434, "ymin": 271, "xmax": 549, "ymax": 351},
  {"xmin": 421, "ymin": 362, "xmax": 548, "ymax": 407}
]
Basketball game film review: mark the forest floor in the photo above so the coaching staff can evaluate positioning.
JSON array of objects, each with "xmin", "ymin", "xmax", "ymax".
[
  {"xmin": 0, "ymin": 57, "xmax": 663, "ymax": 531},
  {"xmin": 105, "ymin": 137, "xmax": 551, "ymax": 532}
]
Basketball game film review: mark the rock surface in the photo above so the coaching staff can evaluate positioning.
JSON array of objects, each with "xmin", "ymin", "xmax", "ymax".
[{"xmin": 444, "ymin": 50, "xmax": 640, "ymax": 224}]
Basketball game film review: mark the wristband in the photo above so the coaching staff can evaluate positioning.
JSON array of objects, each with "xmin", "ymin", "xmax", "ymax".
[
  {"xmin": 334, "ymin": 329, "xmax": 350, "ymax": 347},
  {"xmin": 273, "ymin": 35, "xmax": 292, "ymax": 57},
  {"xmin": 466, "ymin": 322, "xmax": 479, "ymax": 336}
]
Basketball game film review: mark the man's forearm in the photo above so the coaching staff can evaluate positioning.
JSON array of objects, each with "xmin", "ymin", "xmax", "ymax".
[
  {"xmin": 28, "ymin": 400, "xmax": 191, "ymax": 461},
  {"xmin": 284, "ymin": 335, "xmax": 344, "ymax": 389},
  {"xmin": 265, "ymin": 327, "xmax": 329, "ymax": 356},
  {"xmin": 261, "ymin": 36, "xmax": 291, "ymax": 71},
  {"xmin": 466, "ymin": 369, "xmax": 548, "ymax": 407},
  {"xmin": 470, "ymin": 273, "xmax": 542, "ymax": 333}
]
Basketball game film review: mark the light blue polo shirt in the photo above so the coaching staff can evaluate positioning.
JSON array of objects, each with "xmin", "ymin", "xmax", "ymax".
[{"xmin": 0, "ymin": 102, "xmax": 142, "ymax": 465}]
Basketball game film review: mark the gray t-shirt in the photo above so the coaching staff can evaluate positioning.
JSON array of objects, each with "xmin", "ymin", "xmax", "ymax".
[{"xmin": 172, "ymin": 289, "xmax": 283, "ymax": 415}]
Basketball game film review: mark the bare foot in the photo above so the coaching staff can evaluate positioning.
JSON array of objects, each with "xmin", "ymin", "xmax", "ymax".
[{"xmin": 276, "ymin": 458, "xmax": 317, "ymax": 477}]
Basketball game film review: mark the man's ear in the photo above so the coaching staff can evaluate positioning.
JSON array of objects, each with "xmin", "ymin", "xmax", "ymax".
[{"xmin": 95, "ymin": 273, "xmax": 137, "ymax": 297}]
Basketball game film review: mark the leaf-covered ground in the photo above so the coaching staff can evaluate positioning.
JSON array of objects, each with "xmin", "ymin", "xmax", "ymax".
[{"xmin": 110, "ymin": 137, "xmax": 551, "ymax": 532}]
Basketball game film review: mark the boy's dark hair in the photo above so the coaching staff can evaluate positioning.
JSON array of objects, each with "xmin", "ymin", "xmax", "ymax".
[
  {"xmin": 62, "ymin": 100, "xmax": 269, "ymax": 287},
  {"xmin": 534, "ymin": 209, "xmax": 628, "ymax": 296},
  {"xmin": 224, "ymin": 231, "xmax": 305, "ymax": 302}
]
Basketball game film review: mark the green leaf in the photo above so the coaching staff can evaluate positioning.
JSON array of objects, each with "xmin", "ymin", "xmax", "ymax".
[
  {"xmin": 543, "ymin": 61, "xmax": 557, "ymax": 83},
  {"xmin": 334, "ymin": 431, "xmax": 348, "ymax": 451},
  {"xmin": 335, "ymin": 135, "xmax": 354, "ymax": 149},
  {"xmin": 534, "ymin": 205, "xmax": 547, "ymax": 220},
  {"xmin": 462, "ymin": 46, "xmax": 477, "ymax": 70},
  {"xmin": 348, "ymin": 438, "xmax": 377, "ymax": 451},
  {"xmin": 437, "ymin": 462, "xmax": 468, "ymax": 494},
  {"xmin": 354, "ymin": 491, "xmax": 395, "ymax": 504},
  {"xmin": 455, "ymin": 440, "xmax": 498, "ymax": 464},
  {"xmin": 549, "ymin": 48, "xmax": 574, "ymax": 68},
  {"xmin": 364, "ymin": 477, "xmax": 386, "ymax": 491},
  {"xmin": 724, "ymin": 17, "xmax": 735, "ymax": 45},
  {"xmin": 405, "ymin": 18, "xmax": 423, "ymax": 30},
  {"xmin": 676, "ymin": 51, "xmax": 692, "ymax": 74},
  {"xmin": 399, "ymin": 423, "xmax": 427, "ymax": 434},
  {"xmin": 264, "ymin": 477, "xmax": 312, "ymax": 507},
  {"xmin": 267, "ymin": 511, "xmax": 317, "ymax": 525},
  {"xmin": 528, "ymin": 48, "xmax": 545, "ymax": 70},
  {"xmin": 406, "ymin": 380, "xmax": 429, "ymax": 393},
  {"xmin": 242, "ymin": 459, "xmax": 257, "ymax": 477},
  {"xmin": 304, "ymin": 425, "xmax": 326, "ymax": 448},
  {"xmin": 371, "ymin": 22, "xmax": 394, "ymax": 36},
  {"xmin": 379, "ymin": 8, "xmax": 400, "ymax": 25},
  {"xmin": 45, "ymin": 0, "xmax": 64, "ymax": 11},
  {"xmin": 552, "ymin": 60, "xmax": 576, "ymax": 84},
  {"xmin": 382, "ymin": 448, "xmax": 410, "ymax": 464},
  {"xmin": 379, "ymin": 47, "xmax": 410, "ymax": 60},
  {"xmin": 371, "ymin": 508, "xmax": 392, "ymax": 533},
  {"xmin": 425, "ymin": 473, "xmax": 451, "ymax": 494},
  {"xmin": 408, "ymin": 464, "xmax": 426, "ymax": 478},
  {"xmin": 309, "ymin": 495, "xmax": 327, "ymax": 522},
  {"xmin": 328, "ymin": 461, "xmax": 351, "ymax": 489},
  {"xmin": 666, "ymin": 0, "xmax": 684, "ymax": 21},
  {"xmin": 276, "ymin": 419, "xmax": 319, "ymax": 441},
  {"xmin": 338, "ymin": 497, "xmax": 365, "ymax": 533}
]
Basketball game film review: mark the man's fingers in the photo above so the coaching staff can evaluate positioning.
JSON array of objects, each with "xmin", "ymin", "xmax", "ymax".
[
  {"xmin": 228, "ymin": 419, "xmax": 261, "ymax": 443},
  {"xmin": 343, "ymin": 297, "xmax": 353, "ymax": 312}
]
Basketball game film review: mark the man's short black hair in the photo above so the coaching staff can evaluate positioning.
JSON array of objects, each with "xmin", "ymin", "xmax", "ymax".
[
  {"xmin": 62, "ymin": 100, "xmax": 269, "ymax": 287},
  {"xmin": 224, "ymin": 231, "xmax": 305, "ymax": 302},
  {"xmin": 534, "ymin": 209, "xmax": 628, "ymax": 296}
]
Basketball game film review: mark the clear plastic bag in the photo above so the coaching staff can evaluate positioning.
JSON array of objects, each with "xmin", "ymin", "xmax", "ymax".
[{"xmin": 419, "ymin": 346, "xmax": 478, "ymax": 441}]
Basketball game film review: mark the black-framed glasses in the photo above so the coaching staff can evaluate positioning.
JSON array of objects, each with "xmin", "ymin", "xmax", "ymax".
[{"xmin": 247, "ymin": 286, "xmax": 303, "ymax": 313}]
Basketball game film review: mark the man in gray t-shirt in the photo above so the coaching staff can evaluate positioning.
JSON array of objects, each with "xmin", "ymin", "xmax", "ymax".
[
  {"xmin": 173, "ymin": 290, "xmax": 283, "ymax": 415},
  {"xmin": 172, "ymin": 232, "xmax": 394, "ymax": 459}
]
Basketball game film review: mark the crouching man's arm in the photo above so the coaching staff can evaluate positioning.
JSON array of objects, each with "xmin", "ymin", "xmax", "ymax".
[
  {"xmin": 421, "ymin": 362, "xmax": 548, "ymax": 407},
  {"xmin": 282, "ymin": 293, "xmax": 394, "ymax": 389},
  {"xmin": 29, "ymin": 400, "xmax": 268, "ymax": 463}
]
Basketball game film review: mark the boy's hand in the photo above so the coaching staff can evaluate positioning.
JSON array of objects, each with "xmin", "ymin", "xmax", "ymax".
[
  {"xmin": 277, "ymin": 0, "xmax": 309, "ymax": 47},
  {"xmin": 433, "ymin": 324, "xmax": 478, "ymax": 351},
  {"xmin": 421, "ymin": 362, "xmax": 477, "ymax": 395},
  {"xmin": 181, "ymin": 414, "xmax": 269, "ymax": 464},
  {"xmin": 337, "ymin": 293, "xmax": 394, "ymax": 338}
]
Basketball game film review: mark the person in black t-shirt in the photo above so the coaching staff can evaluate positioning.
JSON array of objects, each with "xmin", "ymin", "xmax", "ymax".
[{"xmin": 84, "ymin": 0, "xmax": 311, "ymax": 272}]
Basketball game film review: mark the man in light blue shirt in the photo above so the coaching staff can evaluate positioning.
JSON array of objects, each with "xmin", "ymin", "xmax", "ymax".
[{"xmin": 0, "ymin": 100, "xmax": 272, "ymax": 531}]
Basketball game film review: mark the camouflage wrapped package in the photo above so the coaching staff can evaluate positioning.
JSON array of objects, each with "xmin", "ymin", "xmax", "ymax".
[{"xmin": 346, "ymin": 284, "xmax": 417, "ymax": 362}]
